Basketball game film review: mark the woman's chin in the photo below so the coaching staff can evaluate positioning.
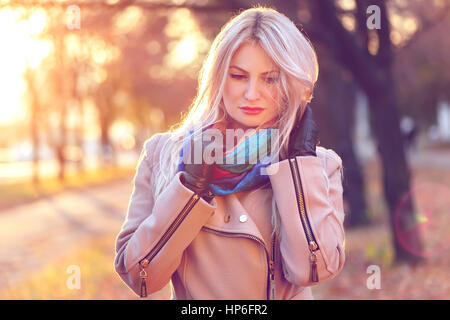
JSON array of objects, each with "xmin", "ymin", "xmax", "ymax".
[{"xmin": 227, "ymin": 117, "xmax": 268, "ymax": 130}]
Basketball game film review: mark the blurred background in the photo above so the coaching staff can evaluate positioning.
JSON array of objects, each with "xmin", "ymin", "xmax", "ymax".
[{"xmin": 0, "ymin": 0, "xmax": 448, "ymax": 300}]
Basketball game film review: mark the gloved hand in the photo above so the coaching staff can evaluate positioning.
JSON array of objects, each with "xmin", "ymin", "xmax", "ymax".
[
  {"xmin": 287, "ymin": 104, "xmax": 319, "ymax": 158},
  {"xmin": 181, "ymin": 131, "xmax": 215, "ymax": 203}
]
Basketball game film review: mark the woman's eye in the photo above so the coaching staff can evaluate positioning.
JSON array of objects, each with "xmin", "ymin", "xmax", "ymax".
[
  {"xmin": 230, "ymin": 74, "xmax": 246, "ymax": 80},
  {"xmin": 265, "ymin": 77, "xmax": 279, "ymax": 84},
  {"xmin": 230, "ymin": 73, "xmax": 278, "ymax": 84}
]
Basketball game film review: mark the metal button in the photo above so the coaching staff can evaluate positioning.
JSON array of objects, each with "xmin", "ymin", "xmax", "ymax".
[{"xmin": 239, "ymin": 214, "xmax": 248, "ymax": 223}]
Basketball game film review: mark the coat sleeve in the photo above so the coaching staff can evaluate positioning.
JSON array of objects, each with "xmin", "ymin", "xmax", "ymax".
[
  {"xmin": 266, "ymin": 148, "xmax": 346, "ymax": 286},
  {"xmin": 114, "ymin": 134, "xmax": 217, "ymax": 296}
]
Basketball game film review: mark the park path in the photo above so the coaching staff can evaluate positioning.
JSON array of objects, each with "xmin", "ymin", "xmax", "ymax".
[{"xmin": 0, "ymin": 178, "xmax": 133, "ymax": 291}]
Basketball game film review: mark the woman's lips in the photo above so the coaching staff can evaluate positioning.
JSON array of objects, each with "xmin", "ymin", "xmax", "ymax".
[{"xmin": 239, "ymin": 106, "xmax": 264, "ymax": 115}]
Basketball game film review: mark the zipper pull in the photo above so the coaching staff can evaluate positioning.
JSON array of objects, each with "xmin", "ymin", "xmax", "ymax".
[
  {"xmin": 309, "ymin": 250, "xmax": 319, "ymax": 283},
  {"xmin": 139, "ymin": 259, "xmax": 149, "ymax": 298},
  {"xmin": 309, "ymin": 241, "xmax": 318, "ymax": 251},
  {"xmin": 269, "ymin": 260, "xmax": 276, "ymax": 300}
]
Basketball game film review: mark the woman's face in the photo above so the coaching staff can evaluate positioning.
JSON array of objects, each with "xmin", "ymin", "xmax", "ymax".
[{"xmin": 222, "ymin": 42, "xmax": 281, "ymax": 130}]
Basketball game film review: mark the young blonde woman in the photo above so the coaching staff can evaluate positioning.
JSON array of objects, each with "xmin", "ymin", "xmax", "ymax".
[{"xmin": 114, "ymin": 7, "xmax": 346, "ymax": 300}]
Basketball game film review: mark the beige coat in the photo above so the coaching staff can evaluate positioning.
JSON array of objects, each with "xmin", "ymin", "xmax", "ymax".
[{"xmin": 114, "ymin": 132, "xmax": 346, "ymax": 300}]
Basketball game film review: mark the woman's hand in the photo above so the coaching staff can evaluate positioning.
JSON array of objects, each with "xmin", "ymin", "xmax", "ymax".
[
  {"xmin": 181, "ymin": 131, "xmax": 215, "ymax": 202},
  {"xmin": 287, "ymin": 104, "xmax": 319, "ymax": 158}
]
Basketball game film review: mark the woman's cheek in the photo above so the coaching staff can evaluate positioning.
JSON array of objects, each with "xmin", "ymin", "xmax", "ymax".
[
  {"xmin": 232, "ymin": 83, "xmax": 245, "ymax": 101},
  {"xmin": 270, "ymin": 86, "xmax": 279, "ymax": 100}
]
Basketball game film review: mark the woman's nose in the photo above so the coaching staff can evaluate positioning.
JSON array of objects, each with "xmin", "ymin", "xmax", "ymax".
[{"xmin": 244, "ymin": 79, "xmax": 261, "ymax": 100}]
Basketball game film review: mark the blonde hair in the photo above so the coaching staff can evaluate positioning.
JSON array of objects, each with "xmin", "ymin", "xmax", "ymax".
[{"xmin": 152, "ymin": 6, "xmax": 318, "ymax": 237}]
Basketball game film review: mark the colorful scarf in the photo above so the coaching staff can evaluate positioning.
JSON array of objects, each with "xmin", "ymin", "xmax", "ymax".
[{"xmin": 177, "ymin": 128, "xmax": 276, "ymax": 196}]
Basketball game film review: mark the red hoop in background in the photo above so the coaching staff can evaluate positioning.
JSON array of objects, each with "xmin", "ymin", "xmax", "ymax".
[{"xmin": 394, "ymin": 182, "xmax": 450, "ymax": 258}]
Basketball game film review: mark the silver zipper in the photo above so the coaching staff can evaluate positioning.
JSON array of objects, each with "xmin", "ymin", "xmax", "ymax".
[
  {"xmin": 269, "ymin": 234, "xmax": 276, "ymax": 300},
  {"xmin": 138, "ymin": 193, "xmax": 200, "ymax": 297},
  {"xmin": 202, "ymin": 226, "xmax": 276, "ymax": 300},
  {"xmin": 289, "ymin": 158, "xmax": 319, "ymax": 283}
]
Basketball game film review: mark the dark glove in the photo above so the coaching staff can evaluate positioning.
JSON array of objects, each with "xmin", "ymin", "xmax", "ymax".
[
  {"xmin": 287, "ymin": 104, "xmax": 319, "ymax": 158},
  {"xmin": 181, "ymin": 131, "xmax": 215, "ymax": 203}
]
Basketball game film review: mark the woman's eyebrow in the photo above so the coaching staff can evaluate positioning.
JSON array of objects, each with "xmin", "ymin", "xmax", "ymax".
[{"xmin": 229, "ymin": 65, "xmax": 279, "ymax": 75}]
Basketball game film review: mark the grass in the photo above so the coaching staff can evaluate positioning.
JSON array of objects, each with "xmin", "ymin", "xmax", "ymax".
[
  {"xmin": 0, "ymin": 233, "xmax": 173, "ymax": 300},
  {"xmin": 0, "ymin": 234, "xmax": 136, "ymax": 299},
  {"xmin": 0, "ymin": 165, "xmax": 135, "ymax": 210}
]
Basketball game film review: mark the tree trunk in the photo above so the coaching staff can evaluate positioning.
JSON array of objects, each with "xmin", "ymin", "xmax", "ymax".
[
  {"xmin": 333, "ymin": 89, "xmax": 370, "ymax": 227},
  {"xmin": 56, "ymin": 35, "xmax": 67, "ymax": 182},
  {"xmin": 57, "ymin": 100, "xmax": 67, "ymax": 182},
  {"xmin": 314, "ymin": 65, "xmax": 370, "ymax": 227},
  {"xmin": 366, "ymin": 73, "xmax": 423, "ymax": 264},
  {"xmin": 27, "ymin": 69, "xmax": 40, "ymax": 187},
  {"xmin": 31, "ymin": 102, "xmax": 40, "ymax": 186}
]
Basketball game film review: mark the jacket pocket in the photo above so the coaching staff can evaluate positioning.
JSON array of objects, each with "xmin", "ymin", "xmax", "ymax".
[{"xmin": 138, "ymin": 193, "xmax": 200, "ymax": 297}]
